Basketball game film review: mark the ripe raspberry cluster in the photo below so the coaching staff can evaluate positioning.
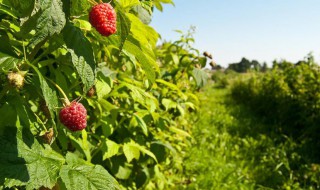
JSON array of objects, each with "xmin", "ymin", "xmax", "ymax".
[
  {"xmin": 89, "ymin": 3, "xmax": 117, "ymax": 37},
  {"xmin": 59, "ymin": 101, "xmax": 87, "ymax": 131}
]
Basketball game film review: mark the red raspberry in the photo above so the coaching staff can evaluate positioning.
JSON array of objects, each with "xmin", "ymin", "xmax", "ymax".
[
  {"xmin": 89, "ymin": 3, "xmax": 117, "ymax": 37},
  {"xmin": 59, "ymin": 101, "xmax": 87, "ymax": 131}
]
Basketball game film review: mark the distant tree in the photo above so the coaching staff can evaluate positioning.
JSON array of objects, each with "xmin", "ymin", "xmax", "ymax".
[
  {"xmin": 252, "ymin": 60, "xmax": 261, "ymax": 71},
  {"xmin": 272, "ymin": 60, "xmax": 294, "ymax": 70},
  {"xmin": 227, "ymin": 57, "xmax": 262, "ymax": 73},
  {"xmin": 261, "ymin": 62, "xmax": 268, "ymax": 72}
]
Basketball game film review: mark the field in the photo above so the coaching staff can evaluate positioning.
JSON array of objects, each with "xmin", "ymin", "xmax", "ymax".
[{"xmin": 177, "ymin": 68, "xmax": 320, "ymax": 189}]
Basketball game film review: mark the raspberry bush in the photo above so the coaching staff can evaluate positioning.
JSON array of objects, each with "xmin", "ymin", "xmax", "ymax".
[{"xmin": 0, "ymin": 0, "xmax": 208, "ymax": 189}]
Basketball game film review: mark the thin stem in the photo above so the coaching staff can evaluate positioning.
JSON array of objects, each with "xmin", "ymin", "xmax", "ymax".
[
  {"xmin": 23, "ymin": 42, "xmax": 27, "ymax": 62},
  {"xmin": 30, "ymin": 48, "xmax": 50, "ymax": 66},
  {"xmin": 91, "ymin": 140, "xmax": 104, "ymax": 159},
  {"xmin": 45, "ymin": 77, "xmax": 71, "ymax": 105}
]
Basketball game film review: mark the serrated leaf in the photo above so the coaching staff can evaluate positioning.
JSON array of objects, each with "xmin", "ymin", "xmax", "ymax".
[
  {"xmin": 0, "ymin": 52, "xmax": 21, "ymax": 72},
  {"xmin": 2, "ymin": 0, "xmax": 35, "ymax": 17},
  {"xmin": 29, "ymin": 0, "xmax": 66, "ymax": 47},
  {"xmin": 102, "ymin": 139, "xmax": 120, "ymax": 160},
  {"xmin": 135, "ymin": 144, "xmax": 157, "ymax": 163},
  {"xmin": 156, "ymin": 79, "xmax": 187, "ymax": 100},
  {"xmin": 151, "ymin": 141, "xmax": 176, "ymax": 155},
  {"xmin": 68, "ymin": 134, "xmax": 91, "ymax": 162},
  {"xmin": 162, "ymin": 98, "xmax": 177, "ymax": 111},
  {"xmin": 177, "ymin": 104, "xmax": 185, "ymax": 116},
  {"xmin": 154, "ymin": 1, "xmax": 163, "ymax": 12},
  {"xmin": 114, "ymin": 165, "xmax": 132, "ymax": 180},
  {"xmin": 117, "ymin": 0, "xmax": 140, "ymax": 11},
  {"xmin": 70, "ymin": 0, "xmax": 90, "ymax": 16},
  {"xmin": 74, "ymin": 19, "xmax": 92, "ymax": 31},
  {"xmin": 183, "ymin": 101, "xmax": 196, "ymax": 110},
  {"xmin": 120, "ymin": 81, "xmax": 159, "ymax": 110},
  {"xmin": 132, "ymin": 4, "xmax": 151, "ymax": 24},
  {"xmin": 133, "ymin": 113, "xmax": 148, "ymax": 136},
  {"xmin": 96, "ymin": 79, "xmax": 111, "ymax": 99},
  {"xmin": 123, "ymin": 140, "xmax": 157, "ymax": 163},
  {"xmin": 63, "ymin": 23, "xmax": 95, "ymax": 92},
  {"xmin": 192, "ymin": 68, "xmax": 209, "ymax": 87},
  {"xmin": 0, "ymin": 126, "xmax": 65, "ymax": 189},
  {"xmin": 169, "ymin": 126, "xmax": 191, "ymax": 137},
  {"xmin": 127, "ymin": 13, "xmax": 158, "ymax": 48},
  {"xmin": 28, "ymin": 63, "xmax": 58, "ymax": 119},
  {"xmin": 123, "ymin": 142, "xmax": 140, "ymax": 163},
  {"xmin": 0, "ymin": 33, "xmax": 15, "ymax": 56},
  {"xmin": 123, "ymin": 36, "xmax": 156, "ymax": 83},
  {"xmin": 117, "ymin": 9, "xmax": 131, "ymax": 50},
  {"xmin": 60, "ymin": 153, "xmax": 120, "ymax": 190}
]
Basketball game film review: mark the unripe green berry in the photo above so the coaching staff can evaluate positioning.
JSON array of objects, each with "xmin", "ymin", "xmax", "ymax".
[{"xmin": 7, "ymin": 72, "xmax": 24, "ymax": 89}]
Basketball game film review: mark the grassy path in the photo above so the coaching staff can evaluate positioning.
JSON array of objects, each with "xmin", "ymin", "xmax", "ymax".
[{"xmin": 177, "ymin": 84, "xmax": 319, "ymax": 190}]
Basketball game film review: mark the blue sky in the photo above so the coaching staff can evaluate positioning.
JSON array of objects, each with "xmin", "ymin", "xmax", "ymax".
[{"xmin": 150, "ymin": 0, "xmax": 320, "ymax": 67}]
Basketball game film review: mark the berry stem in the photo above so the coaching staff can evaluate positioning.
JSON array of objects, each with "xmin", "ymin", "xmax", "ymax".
[{"xmin": 45, "ymin": 77, "xmax": 71, "ymax": 106}]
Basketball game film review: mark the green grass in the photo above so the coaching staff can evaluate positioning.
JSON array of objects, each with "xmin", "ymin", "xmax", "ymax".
[{"xmin": 176, "ymin": 82, "xmax": 320, "ymax": 190}]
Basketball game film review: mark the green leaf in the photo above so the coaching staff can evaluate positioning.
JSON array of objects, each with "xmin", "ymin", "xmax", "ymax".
[
  {"xmin": 28, "ymin": 0, "xmax": 66, "ymax": 47},
  {"xmin": 161, "ymin": 98, "xmax": 177, "ymax": 111},
  {"xmin": 154, "ymin": 1, "xmax": 163, "ymax": 12},
  {"xmin": 0, "ymin": 103, "xmax": 17, "ymax": 130},
  {"xmin": 68, "ymin": 133, "xmax": 92, "ymax": 162},
  {"xmin": 0, "ymin": 3, "xmax": 19, "ymax": 18},
  {"xmin": 116, "ymin": 9, "xmax": 131, "ymax": 50},
  {"xmin": 96, "ymin": 79, "xmax": 111, "ymax": 99},
  {"xmin": 123, "ymin": 140, "xmax": 157, "ymax": 163},
  {"xmin": 123, "ymin": 36, "xmax": 156, "ymax": 83},
  {"xmin": 74, "ymin": 18, "xmax": 92, "ymax": 31},
  {"xmin": 198, "ymin": 57, "xmax": 207, "ymax": 68},
  {"xmin": 0, "ymin": 52, "xmax": 21, "ymax": 72},
  {"xmin": 63, "ymin": 23, "xmax": 96, "ymax": 92},
  {"xmin": 119, "ymin": 81, "xmax": 159, "ymax": 110},
  {"xmin": 102, "ymin": 139, "xmax": 120, "ymax": 160},
  {"xmin": 169, "ymin": 126, "xmax": 191, "ymax": 137},
  {"xmin": 192, "ymin": 68, "xmax": 209, "ymax": 87},
  {"xmin": 28, "ymin": 63, "xmax": 58, "ymax": 119},
  {"xmin": 70, "ymin": 0, "xmax": 90, "ymax": 16},
  {"xmin": 2, "ymin": 0, "xmax": 35, "ymax": 17},
  {"xmin": 123, "ymin": 142, "xmax": 140, "ymax": 163},
  {"xmin": 132, "ymin": 4, "xmax": 151, "ymax": 24},
  {"xmin": 0, "ymin": 126, "xmax": 65, "ymax": 189},
  {"xmin": 117, "ymin": 0, "xmax": 140, "ymax": 11},
  {"xmin": 133, "ymin": 113, "xmax": 148, "ymax": 136},
  {"xmin": 156, "ymin": 79, "xmax": 187, "ymax": 99},
  {"xmin": 0, "ymin": 32, "xmax": 15, "ymax": 56},
  {"xmin": 60, "ymin": 153, "xmax": 120, "ymax": 190},
  {"xmin": 177, "ymin": 104, "xmax": 185, "ymax": 116},
  {"xmin": 159, "ymin": 0, "xmax": 174, "ymax": 4},
  {"xmin": 107, "ymin": 156, "xmax": 132, "ymax": 180},
  {"xmin": 127, "ymin": 13, "xmax": 158, "ymax": 48},
  {"xmin": 135, "ymin": 144, "xmax": 158, "ymax": 163}
]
